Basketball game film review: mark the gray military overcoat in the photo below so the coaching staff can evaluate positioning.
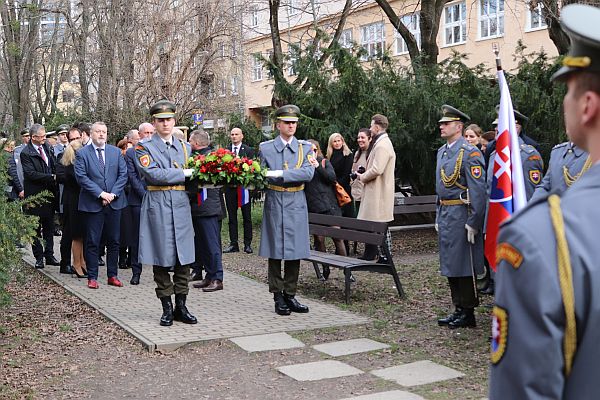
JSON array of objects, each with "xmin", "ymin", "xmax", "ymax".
[
  {"xmin": 490, "ymin": 163, "xmax": 600, "ymax": 399},
  {"xmin": 135, "ymin": 134, "xmax": 195, "ymax": 267},
  {"xmin": 435, "ymin": 137, "xmax": 486, "ymax": 277},
  {"xmin": 258, "ymin": 137, "xmax": 315, "ymax": 260},
  {"xmin": 530, "ymin": 141, "xmax": 590, "ymax": 202}
]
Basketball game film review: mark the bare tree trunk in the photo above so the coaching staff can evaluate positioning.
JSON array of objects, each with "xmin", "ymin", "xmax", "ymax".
[{"xmin": 268, "ymin": 0, "xmax": 286, "ymax": 107}]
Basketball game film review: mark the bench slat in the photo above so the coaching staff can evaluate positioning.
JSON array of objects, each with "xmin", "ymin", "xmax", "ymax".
[
  {"xmin": 394, "ymin": 204, "xmax": 437, "ymax": 214},
  {"xmin": 394, "ymin": 194, "xmax": 437, "ymax": 205},
  {"xmin": 308, "ymin": 213, "xmax": 387, "ymax": 233},
  {"xmin": 309, "ymin": 225, "xmax": 384, "ymax": 245}
]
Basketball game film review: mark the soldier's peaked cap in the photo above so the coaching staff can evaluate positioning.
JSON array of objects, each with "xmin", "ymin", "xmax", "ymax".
[
  {"xmin": 493, "ymin": 105, "xmax": 528, "ymax": 125},
  {"xmin": 274, "ymin": 104, "xmax": 300, "ymax": 122},
  {"xmin": 439, "ymin": 105, "xmax": 470, "ymax": 123},
  {"xmin": 552, "ymin": 5, "xmax": 600, "ymax": 82},
  {"xmin": 57, "ymin": 124, "xmax": 70, "ymax": 134},
  {"xmin": 150, "ymin": 100, "xmax": 176, "ymax": 119}
]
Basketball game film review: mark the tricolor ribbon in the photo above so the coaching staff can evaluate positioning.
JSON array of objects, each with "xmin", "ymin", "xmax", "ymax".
[
  {"xmin": 237, "ymin": 186, "xmax": 250, "ymax": 208},
  {"xmin": 197, "ymin": 188, "xmax": 208, "ymax": 206}
]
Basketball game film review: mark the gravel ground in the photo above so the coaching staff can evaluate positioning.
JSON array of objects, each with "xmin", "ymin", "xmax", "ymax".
[{"xmin": 1, "ymin": 227, "xmax": 492, "ymax": 400}]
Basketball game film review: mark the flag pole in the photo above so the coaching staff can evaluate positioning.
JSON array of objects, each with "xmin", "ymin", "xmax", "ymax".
[{"xmin": 493, "ymin": 42, "xmax": 501, "ymax": 71}]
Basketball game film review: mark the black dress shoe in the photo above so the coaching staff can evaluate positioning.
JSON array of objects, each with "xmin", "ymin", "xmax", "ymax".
[
  {"xmin": 159, "ymin": 296, "xmax": 173, "ymax": 326},
  {"xmin": 438, "ymin": 307, "xmax": 463, "ymax": 326},
  {"xmin": 223, "ymin": 245, "xmax": 239, "ymax": 253},
  {"xmin": 35, "ymin": 258, "xmax": 45, "ymax": 269},
  {"xmin": 283, "ymin": 293, "xmax": 309, "ymax": 313},
  {"xmin": 98, "ymin": 257, "xmax": 105, "ymax": 266},
  {"xmin": 60, "ymin": 265, "xmax": 74, "ymax": 274},
  {"xmin": 479, "ymin": 279, "xmax": 495, "ymax": 296},
  {"xmin": 243, "ymin": 245, "xmax": 253, "ymax": 254},
  {"xmin": 192, "ymin": 278, "xmax": 211, "ymax": 289},
  {"xmin": 273, "ymin": 292, "xmax": 291, "ymax": 316},
  {"xmin": 448, "ymin": 309, "xmax": 476, "ymax": 329},
  {"xmin": 130, "ymin": 274, "xmax": 140, "ymax": 285},
  {"xmin": 45, "ymin": 256, "xmax": 60, "ymax": 266},
  {"xmin": 173, "ymin": 294, "xmax": 197, "ymax": 324},
  {"xmin": 322, "ymin": 265, "xmax": 330, "ymax": 280}
]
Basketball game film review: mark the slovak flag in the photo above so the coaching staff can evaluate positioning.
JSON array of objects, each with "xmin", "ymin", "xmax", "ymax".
[
  {"xmin": 197, "ymin": 188, "xmax": 208, "ymax": 206},
  {"xmin": 485, "ymin": 70, "xmax": 527, "ymax": 271},
  {"xmin": 237, "ymin": 186, "xmax": 250, "ymax": 208}
]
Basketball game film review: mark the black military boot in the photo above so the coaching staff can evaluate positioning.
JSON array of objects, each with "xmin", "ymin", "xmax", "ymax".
[
  {"xmin": 273, "ymin": 292, "xmax": 291, "ymax": 316},
  {"xmin": 159, "ymin": 297, "xmax": 174, "ymax": 326},
  {"xmin": 437, "ymin": 307, "xmax": 463, "ymax": 326},
  {"xmin": 283, "ymin": 293, "xmax": 309, "ymax": 313},
  {"xmin": 173, "ymin": 294, "xmax": 198, "ymax": 324},
  {"xmin": 480, "ymin": 279, "xmax": 495, "ymax": 295},
  {"xmin": 448, "ymin": 308, "xmax": 476, "ymax": 329}
]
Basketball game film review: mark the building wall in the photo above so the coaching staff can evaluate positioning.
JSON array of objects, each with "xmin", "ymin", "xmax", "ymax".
[{"xmin": 241, "ymin": 0, "xmax": 557, "ymax": 125}]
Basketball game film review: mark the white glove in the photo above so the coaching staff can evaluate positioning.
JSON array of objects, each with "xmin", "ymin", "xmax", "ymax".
[
  {"xmin": 183, "ymin": 168, "xmax": 194, "ymax": 178},
  {"xmin": 434, "ymin": 223, "xmax": 439, "ymax": 232},
  {"xmin": 266, "ymin": 170, "xmax": 283, "ymax": 178},
  {"xmin": 465, "ymin": 224, "xmax": 477, "ymax": 244}
]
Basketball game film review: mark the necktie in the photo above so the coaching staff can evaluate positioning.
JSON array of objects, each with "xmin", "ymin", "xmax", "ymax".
[
  {"xmin": 166, "ymin": 141, "xmax": 171, "ymax": 148},
  {"xmin": 233, "ymin": 146, "xmax": 238, "ymax": 156},
  {"xmin": 97, "ymin": 148, "xmax": 105, "ymax": 169},
  {"xmin": 38, "ymin": 146, "xmax": 47, "ymax": 164}
]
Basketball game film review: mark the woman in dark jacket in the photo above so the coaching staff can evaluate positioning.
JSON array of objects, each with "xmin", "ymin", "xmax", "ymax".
[
  {"xmin": 57, "ymin": 140, "xmax": 87, "ymax": 277},
  {"xmin": 327, "ymin": 132, "xmax": 354, "ymax": 218},
  {"xmin": 305, "ymin": 139, "xmax": 346, "ymax": 258}
]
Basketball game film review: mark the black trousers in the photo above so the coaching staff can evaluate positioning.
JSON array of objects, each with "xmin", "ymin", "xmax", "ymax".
[
  {"xmin": 448, "ymin": 276, "xmax": 479, "ymax": 309},
  {"xmin": 31, "ymin": 211, "xmax": 55, "ymax": 260},
  {"xmin": 225, "ymin": 188, "xmax": 252, "ymax": 247},
  {"xmin": 59, "ymin": 207, "xmax": 73, "ymax": 267},
  {"xmin": 129, "ymin": 205, "xmax": 142, "ymax": 276},
  {"xmin": 268, "ymin": 259, "xmax": 300, "ymax": 295}
]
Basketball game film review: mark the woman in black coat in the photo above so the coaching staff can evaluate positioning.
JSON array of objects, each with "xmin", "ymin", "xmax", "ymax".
[
  {"xmin": 57, "ymin": 140, "xmax": 87, "ymax": 277},
  {"xmin": 305, "ymin": 139, "xmax": 346, "ymax": 258},
  {"xmin": 327, "ymin": 132, "xmax": 354, "ymax": 218}
]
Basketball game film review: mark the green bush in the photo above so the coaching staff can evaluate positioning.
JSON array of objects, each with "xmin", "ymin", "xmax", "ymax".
[{"xmin": 0, "ymin": 150, "xmax": 39, "ymax": 307}]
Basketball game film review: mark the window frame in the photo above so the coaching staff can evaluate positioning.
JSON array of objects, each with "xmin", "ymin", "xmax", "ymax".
[
  {"xmin": 360, "ymin": 21, "xmax": 386, "ymax": 61},
  {"xmin": 478, "ymin": 0, "xmax": 504, "ymax": 40},
  {"xmin": 251, "ymin": 53, "xmax": 263, "ymax": 82},
  {"xmin": 250, "ymin": 6, "xmax": 259, "ymax": 27},
  {"xmin": 526, "ymin": 1, "xmax": 547, "ymax": 32},
  {"xmin": 339, "ymin": 28, "xmax": 353, "ymax": 49},
  {"xmin": 394, "ymin": 13, "xmax": 420, "ymax": 55},
  {"xmin": 443, "ymin": 2, "xmax": 467, "ymax": 47}
]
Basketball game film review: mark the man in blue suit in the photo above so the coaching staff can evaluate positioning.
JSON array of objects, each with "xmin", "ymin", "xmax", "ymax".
[{"xmin": 75, "ymin": 121, "xmax": 128, "ymax": 289}]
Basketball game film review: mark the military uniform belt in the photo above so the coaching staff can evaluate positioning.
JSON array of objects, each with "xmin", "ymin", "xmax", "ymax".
[
  {"xmin": 267, "ymin": 184, "xmax": 305, "ymax": 192},
  {"xmin": 147, "ymin": 185, "xmax": 186, "ymax": 191},
  {"xmin": 439, "ymin": 199, "xmax": 464, "ymax": 206}
]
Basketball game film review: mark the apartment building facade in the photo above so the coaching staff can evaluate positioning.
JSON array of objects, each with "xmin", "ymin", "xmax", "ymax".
[{"xmin": 241, "ymin": 0, "xmax": 557, "ymax": 130}]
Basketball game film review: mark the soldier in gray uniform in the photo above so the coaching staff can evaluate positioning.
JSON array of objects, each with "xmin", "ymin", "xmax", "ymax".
[
  {"xmin": 489, "ymin": 5, "xmax": 600, "ymax": 397},
  {"xmin": 435, "ymin": 105, "xmax": 486, "ymax": 329},
  {"xmin": 530, "ymin": 141, "xmax": 591, "ymax": 202},
  {"xmin": 135, "ymin": 100, "xmax": 197, "ymax": 327},
  {"xmin": 259, "ymin": 105, "xmax": 316, "ymax": 316}
]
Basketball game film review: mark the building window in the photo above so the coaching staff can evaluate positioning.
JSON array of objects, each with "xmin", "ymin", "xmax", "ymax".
[
  {"xmin": 251, "ymin": 53, "xmax": 262, "ymax": 81},
  {"xmin": 288, "ymin": 44, "xmax": 300, "ymax": 76},
  {"xmin": 219, "ymin": 79, "xmax": 226, "ymax": 96},
  {"xmin": 250, "ymin": 6, "xmax": 259, "ymax": 27},
  {"xmin": 527, "ymin": 2, "xmax": 547, "ymax": 31},
  {"xmin": 231, "ymin": 39, "xmax": 238, "ymax": 57},
  {"xmin": 479, "ymin": 0, "xmax": 504, "ymax": 39},
  {"xmin": 444, "ymin": 2, "xmax": 467, "ymax": 46},
  {"xmin": 339, "ymin": 28, "xmax": 353, "ymax": 49},
  {"xmin": 231, "ymin": 76, "xmax": 239, "ymax": 95},
  {"xmin": 287, "ymin": 0, "xmax": 299, "ymax": 16},
  {"xmin": 394, "ymin": 13, "xmax": 420, "ymax": 55},
  {"xmin": 360, "ymin": 22, "xmax": 385, "ymax": 60},
  {"xmin": 219, "ymin": 42, "xmax": 227, "ymax": 58}
]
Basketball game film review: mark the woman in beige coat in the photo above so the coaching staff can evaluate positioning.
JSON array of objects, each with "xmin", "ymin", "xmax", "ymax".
[
  {"xmin": 350, "ymin": 128, "xmax": 372, "ymax": 211},
  {"xmin": 355, "ymin": 114, "xmax": 396, "ymax": 260}
]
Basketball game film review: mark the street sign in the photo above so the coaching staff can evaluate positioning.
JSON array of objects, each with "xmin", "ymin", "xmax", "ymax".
[{"xmin": 192, "ymin": 109, "xmax": 203, "ymax": 125}]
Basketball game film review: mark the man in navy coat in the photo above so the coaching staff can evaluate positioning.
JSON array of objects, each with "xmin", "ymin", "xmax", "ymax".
[{"xmin": 75, "ymin": 121, "xmax": 128, "ymax": 289}]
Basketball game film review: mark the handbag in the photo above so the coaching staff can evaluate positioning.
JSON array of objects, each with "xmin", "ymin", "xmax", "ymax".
[{"xmin": 334, "ymin": 182, "xmax": 351, "ymax": 207}]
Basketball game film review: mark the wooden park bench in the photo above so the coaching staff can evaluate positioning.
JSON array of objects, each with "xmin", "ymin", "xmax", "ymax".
[
  {"xmin": 389, "ymin": 194, "xmax": 437, "ymax": 232},
  {"xmin": 304, "ymin": 213, "xmax": 404, "ymax": 304}
]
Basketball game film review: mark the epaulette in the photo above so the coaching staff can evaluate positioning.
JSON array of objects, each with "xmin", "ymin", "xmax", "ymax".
[
  {"xmin": 135, "ymin": 144, "xmax": 145, "ymax": 151},
  {"xmin": 552, "ymin": 141, "xmax": 569, "ymax": 150},
  {"xmin": 520, "ymin": 144, "xmax": 536, "ymax": 154}
]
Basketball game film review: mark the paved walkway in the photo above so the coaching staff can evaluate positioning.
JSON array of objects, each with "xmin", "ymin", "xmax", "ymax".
[{"xmin": 22, "ymin": 245, "xmax": 369, "ymax": 352}]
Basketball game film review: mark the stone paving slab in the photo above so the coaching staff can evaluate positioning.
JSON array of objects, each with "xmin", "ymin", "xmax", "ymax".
[
  {"xmin": 22, "ymin": 245, "xmax": 369, "ymax": 352},
  {"xmin": 371, "ymin": 360, "xmax": 464, "ymax": 387},
  {"xmin": 277, "ymin": 360, "xmax": 363, "ymax": 381},
  {"xmin": 230, "ymin": 332, "xmax": 305, "ymax": 352},
  {"xmin": 339, "ymin": 390, "xmax": 426, "ymax": 400},
  {"xmin": 313, "ymin": 338, "xmax": 390, "ymax": 357}
]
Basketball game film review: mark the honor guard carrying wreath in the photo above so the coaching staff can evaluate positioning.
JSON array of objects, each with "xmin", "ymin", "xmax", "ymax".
[
  {"xmin": 258, "ymin": 105, "xmax": 316, "ymax": 316},
  {"xmin": 489, "ymin": 5, "xmax": 600, "ymax": 398},
  {"xmin": 435, "ymin": 105, "xmax": 486, "ymax": 329},
  {"xmin": 135, "ymin": 100, "xmax": 197, "ymax": 327}
]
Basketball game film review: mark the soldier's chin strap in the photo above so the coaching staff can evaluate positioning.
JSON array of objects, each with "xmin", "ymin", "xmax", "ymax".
[{"xmin": 548, "ymin": 194, "xmax": 577, "ymax": 376}]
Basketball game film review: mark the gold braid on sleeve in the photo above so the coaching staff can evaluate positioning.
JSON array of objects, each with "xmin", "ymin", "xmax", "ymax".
[
  {"xmin": 441, "ymin": 148, "xmax": 466, "ymax": 189},
  {"xmin": 563, "ymin": 156, "xmax": 592, "ymax": 187}
]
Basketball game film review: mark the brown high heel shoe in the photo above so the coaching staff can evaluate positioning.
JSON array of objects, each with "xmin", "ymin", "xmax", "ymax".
[{"xmin": 72, "ymin": 265, "xmax": 87, "ymax": 278}]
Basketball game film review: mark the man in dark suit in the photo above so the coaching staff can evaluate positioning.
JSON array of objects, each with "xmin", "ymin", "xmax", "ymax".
[
  {"xmin": 20, "ymin": 124, "xmax": 60, "ymax": 269},
  {"xmin": 74, "ymin": 121, "xmax": 128, "ymax": 289},
  {"xmin": 223, "ymin": 127, "xmax": 255, "ymax": 254},
  {"xmin": 124, "ymin": 131, "xmax": 147, "ymax": 285}
]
